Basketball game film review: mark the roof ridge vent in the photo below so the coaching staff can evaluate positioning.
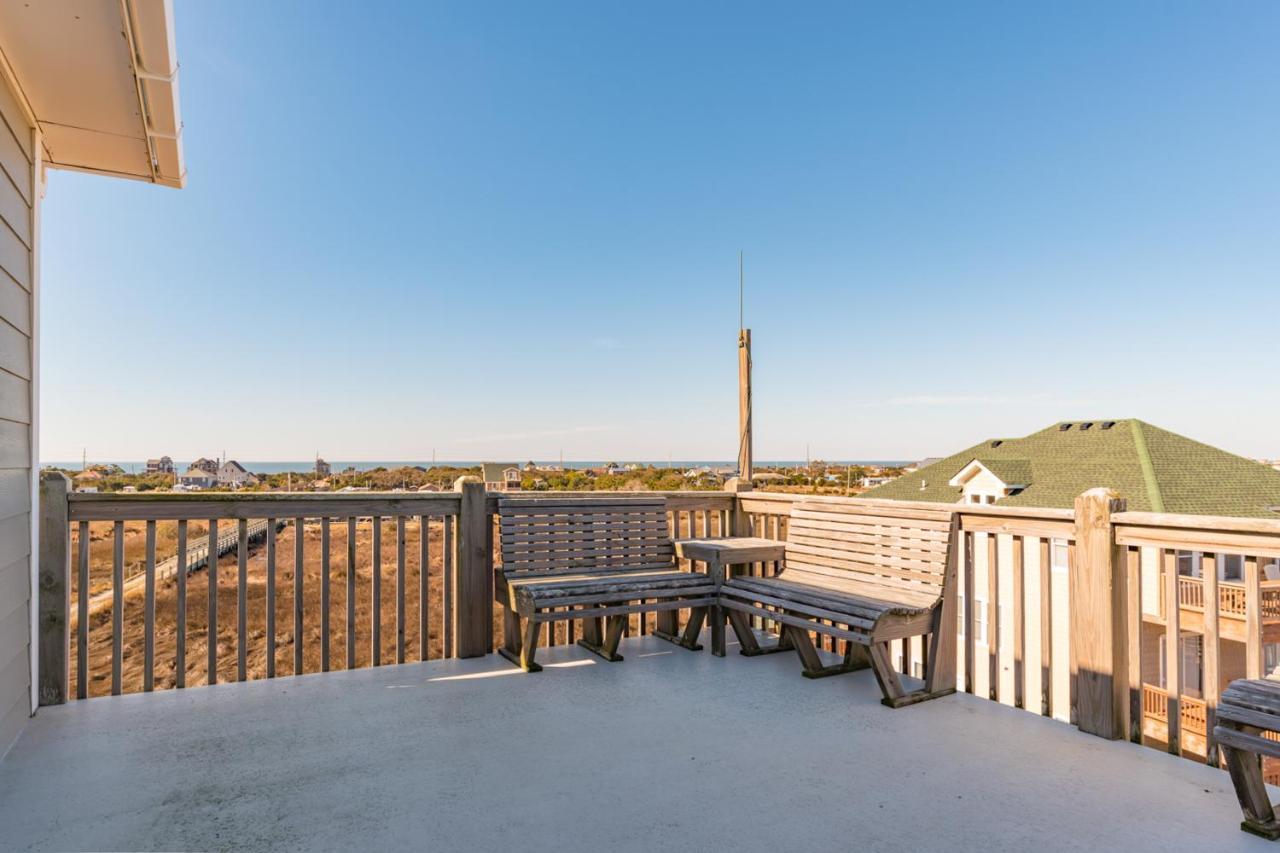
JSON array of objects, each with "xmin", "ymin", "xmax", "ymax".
[
  {"xmin": 1080, "ymin": 422, "xmax": 1094, "ymax": 431},
  {"xmin": 1101, "ymin": 421, "xmax": 1117, "ymax": 430},
  {"xmin": 1059, "ymin": 423, "xmax": 1072, "ymax": 431},
  {"xmin": 990, "ymin": 440, "xmax": 1003, "ymax": 448}
]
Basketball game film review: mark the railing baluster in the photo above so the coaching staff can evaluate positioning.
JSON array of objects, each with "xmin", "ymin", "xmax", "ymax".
[
  {"xmin": 236, "ymin": 519, "xmax": 248, "ymax": 682},
  {"xmin": 266, "ymin": 519, "xmax": 276, "ymax": 679},
  {"xmin": 112, "ymin": 520, "xmax": 123, "ymax": 695},
  {"xmin": 143, "ymin": 520, "xmax": 156, "ymax": 692},
  {"xmin": 419, "ymin": 515, "xmax": 429, "ymax": 661},
  {"xmin": 347, "ymin": 517, "xmax": 357, "ymax": 668},
  {"xmin": 76, "ymin": 520, "xmax": 89, "ymax": 699},
  {"xmin": 322, "ymin": 514, "xmax": 332, "ymax": 666},
  {"xmin": 321, "ymin": 517, "xmax": 331, "ymax": 672},
  {"xmin": 208, "ymin": 518, "xmax": 218, "ymax": 685},
  {"xmin": 176, "ymin": 520, "xmax": 187, "ymax": 689},
  {"xmin": 371, "ymin": 515, "xmax": 382, "ymax": 666},
  {"xmin": 396, "ymin": 515, "xmax": 406, "ymax": 664},
  {"xmin": 294, "ymin": 517, "xmax": 305, "ymax": 675},
  {"xmin": 443, "ymin": 514, "xmax": 454, "ymax": 658}
]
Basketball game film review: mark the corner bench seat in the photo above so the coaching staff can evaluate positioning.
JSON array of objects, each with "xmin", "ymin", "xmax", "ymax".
[
  {"xmin": 505, "ymin": 569, "xmax": 717, "ymax": 613},
  {"xmin": 716, "ymin": 499, "xmax": 960, "ymax": 708},
  {"xmin": 496, "ymin": 496, "xmax": 715, "ymax": 671}
]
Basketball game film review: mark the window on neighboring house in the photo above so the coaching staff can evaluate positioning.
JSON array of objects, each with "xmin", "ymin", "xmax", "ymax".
[
  {"xmin": 1267, "ymin": 643, "xmax": 1280, "ymax": 677},
  {"xmin": 1177, "ymin": 551, "xmax": 1199, "ymax": 577},
  {"xmin": 1220, "ymin": 553, "xmax": 1244, "ymax": 583},
  {"xmin": 1157, "ymin": 633, "xmax": 1203, "ymax": 695}
]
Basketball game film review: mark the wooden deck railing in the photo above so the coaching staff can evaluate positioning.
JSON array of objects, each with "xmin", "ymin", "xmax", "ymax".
[
  {"xmin": 36, "ymin": 475, "xmax": 1280, "ymax": 780},
  {"xmin": 37, "ymin": 476, "xmax": 736, "ymax": 703}
]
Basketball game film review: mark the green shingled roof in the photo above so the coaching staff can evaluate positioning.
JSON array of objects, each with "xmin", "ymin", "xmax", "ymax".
[{"xmin": 864, "ymin": 420, "xmax": 1280, "ymax": 518}]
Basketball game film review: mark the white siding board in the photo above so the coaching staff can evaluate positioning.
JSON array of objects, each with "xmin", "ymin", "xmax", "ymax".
[
  {"xmin": 0, "ymin": 368, "xmax": 29, "ymax": 423},
  {"xmin": 0, "ymin": 469, "xmax": 28, "ymax": 518},
  {"xmin": 0, "ymin": 274, "xmax": 30, "ymax": 335},
  {"xmin": 0, "ymin": 512, "xmax": 29, "ymax": 568},
  {"xmin": 0, "ymin": 77, "xmax": 31, "ymax": 161},
  {"xmin": 0, "ymin": 418, "xmax": 28, "ymax": 467},
  {"xmin": 0, "ymin": 174, "xmax": 30, "ymax": 249},
  {"xmin": 0, "ymin": 120, "xmax": 30, "ymax": 208},
  {"xmin": 0, "ymin": 317, "xmax": 30, "ymax": 379},
  {"xmin": 0, "ymin": 219, "xmax": 29, "ymax": 292}
]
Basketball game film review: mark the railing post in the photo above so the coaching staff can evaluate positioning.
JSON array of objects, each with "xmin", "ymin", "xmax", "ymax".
[
  {"xmin": 1070, "ymin": 488, "xmax": 1127, "ymax": 739},
  {"xmin": 37, "ymin": 471, "xmax": 72, "ymax": 706},
  {"xmin": 454, "ymin": 481, "xmax": 492, "ymax": 658},
  {"xmin": 725, "ymin": 477, "xmax": 753, "ymax": 537}
]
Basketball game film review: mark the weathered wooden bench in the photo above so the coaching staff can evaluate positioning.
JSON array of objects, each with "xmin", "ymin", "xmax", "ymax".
[
  {"xmin": 716, "ymin": 499, "xmax": 959, "ymax": 708},
  {"xmin": 495, "ymin": 496, "xmax": 717, "ymax": 671},
  {"xmin": 1215, "ymin": 678, "xmax": 1280, "ymax": 839}
]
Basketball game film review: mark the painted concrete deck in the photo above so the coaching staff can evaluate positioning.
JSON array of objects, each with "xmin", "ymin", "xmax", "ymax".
[{"xmin": 0, "ymin": 634, "xmax": 1269, "ymax": 852}]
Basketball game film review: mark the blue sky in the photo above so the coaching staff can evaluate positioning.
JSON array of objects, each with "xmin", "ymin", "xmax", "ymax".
[{"xmin": 39, "ymin": 2, "xmax": 1280, "ymax": 463}]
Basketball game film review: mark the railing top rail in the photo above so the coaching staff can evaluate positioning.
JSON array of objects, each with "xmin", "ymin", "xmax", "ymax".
[
  {"xmin": 743, "ymin": 491, "xmax": 1077, "ymax": 520},
  {"xmin": 1113, "ymin": 510, "xmax": 1280, "ymax": 536},
  {"xmin": 66, "ymin": 491, "xmax": 465, "ymax": 521}
]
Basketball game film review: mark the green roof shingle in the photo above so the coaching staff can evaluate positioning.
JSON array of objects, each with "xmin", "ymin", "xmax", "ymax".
[{"xmin": 865, "ymin": 420, "xmax": 1280, "ymax": 518}]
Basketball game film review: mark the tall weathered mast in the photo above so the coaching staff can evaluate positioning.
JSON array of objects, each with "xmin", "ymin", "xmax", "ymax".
[{"xmin": 737, "ymin": 251, "xmax": 752, "ymax": 481}]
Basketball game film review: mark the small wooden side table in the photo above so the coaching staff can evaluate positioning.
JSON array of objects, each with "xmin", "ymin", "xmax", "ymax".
[{"xmin": 675, "ymin": 537, "xmax": 786, "ymax": 656}]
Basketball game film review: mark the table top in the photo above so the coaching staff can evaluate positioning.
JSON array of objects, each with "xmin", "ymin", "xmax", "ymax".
[{"xmin": 674, "ymin": 537, "xmax": 785, "ymax": 563}]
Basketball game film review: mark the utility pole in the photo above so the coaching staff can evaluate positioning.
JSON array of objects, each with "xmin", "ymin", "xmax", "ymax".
[{"xmin": 737, "ymin": 251, "xmax": 752, "ymax": 481}]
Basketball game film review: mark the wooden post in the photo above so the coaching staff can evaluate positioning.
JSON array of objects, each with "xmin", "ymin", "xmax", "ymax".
[
  {"xmin": 737, "ymin": 328, "xmax": 752, "ymax": 481},
  {"xmin": 1164, "ymin": 549, "xmax": 1181, "ymax": 753},
  {"xmin": 1203, "ymin": 553, "xmax": 1220, "ymax": 765},
  {"xmin": 37, "ymin": 472, "xmax": 71, "ymax": 706},
  {"xmin": 1070, "ymin": 488, "xmax": 1128, "ymax": 739},
  {"xmin": 454, "ymin": 481, "xmax": 491, "ymax": 658},
  {"xmin": 1247, "ymin": 556, "xmax": 1263, "ymax": 680},
  {"xmin": 725, "ymin": 477, "xmax": 753, "ymax": 537}
]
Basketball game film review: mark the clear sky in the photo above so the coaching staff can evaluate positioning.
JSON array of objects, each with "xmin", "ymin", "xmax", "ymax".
[{"xmin": 39, "ymin": 2, "xmax": 1280, "ymax": 463}]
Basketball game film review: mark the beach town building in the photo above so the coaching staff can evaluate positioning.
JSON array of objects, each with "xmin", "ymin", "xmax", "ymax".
[
  {"xmin": 217, "ymin": 460, "xmax": 258, "ymax": 488},
  {"xmin": 315, "ymin": 457, "xmax": 331, "ymax": 477},
  {"xmin": 176, "ymin": 468, "xmax": 216, "ymax": 490},
  {"xmin": 189, "ymin": 457, "xmax": 218, "ymax": 475},
  {"xmin": 144, "ymin": 456, "xmax": 174, "ymax": 474},
  {"xmin": 481, "ymin": 463, "xmax": 521, "ymax": 492}
]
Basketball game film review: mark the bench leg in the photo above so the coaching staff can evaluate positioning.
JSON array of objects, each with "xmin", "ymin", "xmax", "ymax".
[
  {"xmin": 578, "ymin": 613, "xmax": 626, "ymax": 662},
  {"xmin": 786, "ymin": 628, "xmax": 872, "ymax": 679},
  {"xmin": 870, "ymin": 638, "xmax": 955, "ymax": 708},
  {"xmin": 498, "ymin": 615, "xmax": 543, "ymax": 673},
  {"xmin": 654, "ymin": 606, "xmax": 707, "ymax": 652},
  {"xmin": 728, "ymin": 608, "xmax": 792, "ymax": 656},
  {"xmin": 710, "ymin": 605, "xmax": 726, "ymax": 657},
  {"xmin": 1223, "ymin": 737, "xmax": 1280, "ymax": 839}
]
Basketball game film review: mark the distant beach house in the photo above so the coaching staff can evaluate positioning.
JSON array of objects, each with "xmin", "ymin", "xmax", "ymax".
[
  {"xmin": 190, "ymin": 457, "xmax": 219, "ymax": 475},
  {"xmin": 481, "ymin": 463, "xmax": 521, "ymax": 492},
  {"xmin": 315, "ymin": 457, "xmax": 331, "ymax": 477},
  {"xmin": 145, "ymin": 456, "xmax": 174, "ymax": 474},
  {"xmin": 217, "ymin": 460, "xmax": 259, "ymax": 488},
  {"xmin": 176, "ymin": 468, "xmax": 216, "ymax": 489},
  {"xmin": 863, "ymin": 419, "xmax": 1280, "ymax": 518}
]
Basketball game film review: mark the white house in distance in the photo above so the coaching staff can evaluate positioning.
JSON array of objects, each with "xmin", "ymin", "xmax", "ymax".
[
  {"xmin": 481, "ymin": 463, "xmax": 521, "ymax": 492},
  {"xmin": 0, "ymin": 0, "xmax": 185, "ymax": 756},
  {"xmin": 218, "ymin": 460, "xmax": 258, "ymax": 488},
  {"xmin": 176, "ymin": 467, "xmax": 216, "ymax": 490}
]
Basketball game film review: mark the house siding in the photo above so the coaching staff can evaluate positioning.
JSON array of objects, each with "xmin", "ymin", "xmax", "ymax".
[{"xmin": 0, "ymin": 69, "xmax": 33, "ymax": 758}]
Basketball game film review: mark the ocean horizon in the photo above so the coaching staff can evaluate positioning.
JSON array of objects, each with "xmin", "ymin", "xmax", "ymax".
[{"xmin": 42, "ymin": 459, "xmax": 913, "ymax": 475}]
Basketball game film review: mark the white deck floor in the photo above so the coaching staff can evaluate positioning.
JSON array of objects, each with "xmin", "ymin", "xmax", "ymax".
[{"xmin": 0, "ymin": 634, "xmax": 1270, "ymax": 852}]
